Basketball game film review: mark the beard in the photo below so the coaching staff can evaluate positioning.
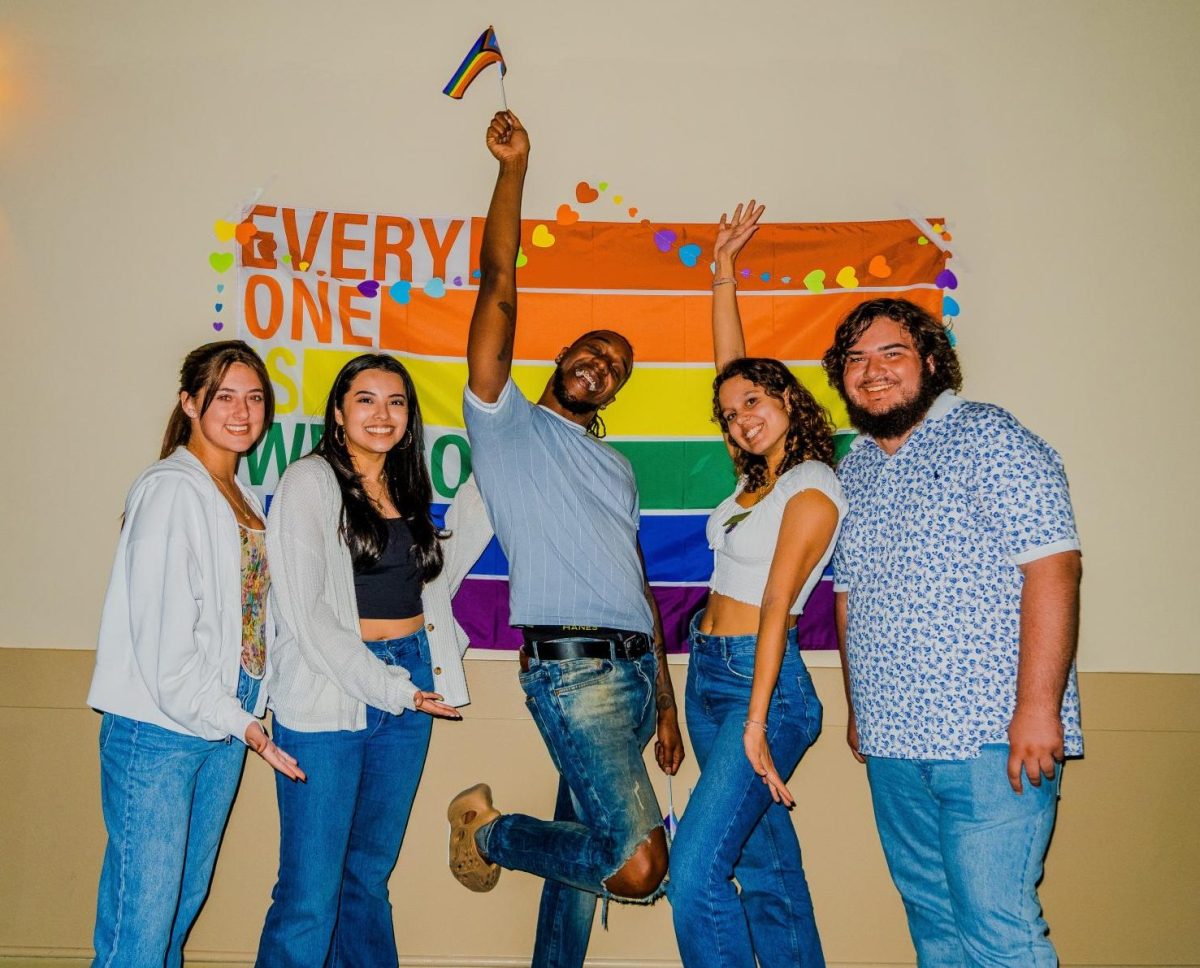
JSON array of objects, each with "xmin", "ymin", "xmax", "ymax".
[
  {"xmin": 845, "ymin": 369, "xmax": 940, "ymax": 442},
  {"xmin": 551, "ymin": 365, "xmax": 598, "ymax": 416}
]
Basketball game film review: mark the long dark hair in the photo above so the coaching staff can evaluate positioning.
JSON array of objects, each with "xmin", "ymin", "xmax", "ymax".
[
  {"xmin": 712, "ymin": 358, "xmax": 836, "ymax": 493},
  {"xmin": 314, "ymin": 354, "xmax": 444, "ymax": 582},
  {"xmin": 822, "ymin": 298, "xmax": 962, "ymax": 400},
  {"xmin": 160, "ymin": 340, "xmax": 275, "ymax": 458}
]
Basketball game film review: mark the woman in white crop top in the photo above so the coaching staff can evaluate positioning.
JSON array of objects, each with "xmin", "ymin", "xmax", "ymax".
[{"xmin": 666, "ymin": 202, "xmax": 845, "ymax": 968}]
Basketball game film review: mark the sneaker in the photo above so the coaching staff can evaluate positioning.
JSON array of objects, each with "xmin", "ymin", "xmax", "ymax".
[{"xmin": 447, "ymin": 782, "xmax": 501, "ymax": 892}]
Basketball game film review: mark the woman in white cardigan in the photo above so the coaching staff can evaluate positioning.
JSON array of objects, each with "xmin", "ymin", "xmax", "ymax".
[
  {"xmin": 257, "ymin": 353, "xmax": 493, "ymax": 968},
  {"xmin": 88, "ymin": 340, "xmax": 304, "ymax": 968}
]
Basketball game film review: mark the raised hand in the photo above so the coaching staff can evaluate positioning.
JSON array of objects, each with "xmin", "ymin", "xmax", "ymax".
[
  {"xmin": 714, "ymin": 199, "xmax": 765, "ymax": 270},
  {"xmin": 485, "ymin": 110, "xmax": 530, "ymax": 167}
]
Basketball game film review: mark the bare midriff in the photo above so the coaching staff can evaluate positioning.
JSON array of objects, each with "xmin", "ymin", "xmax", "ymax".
[
  {"xmin": 360, "ymin": 614, "xmax": 426, "ymax": 642},
  {"xmin": 699, "ymin": 592, "xmax": 765, "ymax": 637}
]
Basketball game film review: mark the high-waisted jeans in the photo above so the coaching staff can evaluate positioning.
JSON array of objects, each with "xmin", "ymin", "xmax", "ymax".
[
  {"xmin": 477, "ymin": 646, "xmax": 664, "ymax": 968},
  {"xmin": 92, "ymin": 668, "xmax": 260, "ymax": 968},
  {"xmin": 667, "ymin": 616, "xmax": 825, "ymax": 968},
  {"xmin": 256, "ymin": 630, "xmax": 434, "ymax": 968}
]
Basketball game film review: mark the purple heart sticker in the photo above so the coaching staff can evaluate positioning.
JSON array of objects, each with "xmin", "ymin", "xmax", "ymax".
[
  {"xmin": 212, "ymin": 321, "xmax": 224, "ymax": 331},
  {"xmin": 935, "ymin": 268, "xmax": 958, "ymax": 290},
  {"xmin": 453, "ymin": 276, "xmax": 463, "ymax": 286},
  {"xmin": 653, "ymin": 229, "xmax": 677, "ymax": 253},
  {"xmin": 357, "ymin": 280, "xmax": 380, "ymax": 298}
]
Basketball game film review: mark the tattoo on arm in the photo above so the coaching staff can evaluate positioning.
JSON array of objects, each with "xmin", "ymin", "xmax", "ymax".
[{"xmin": 495, "ymin": 300, "xmax": 515, "ymax": 363}]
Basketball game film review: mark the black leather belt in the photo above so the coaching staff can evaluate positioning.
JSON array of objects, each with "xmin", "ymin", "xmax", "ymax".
[{"xmin": 520, "ymin": 627, "xmax": 651, "ymax": 661}]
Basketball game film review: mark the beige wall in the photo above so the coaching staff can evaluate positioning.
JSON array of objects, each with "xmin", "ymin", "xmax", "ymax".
[
  {"xmin": 2, "ymin": 652, "xmax": 1197, "ymax": 966},
  {"xmin": 1, "ymin": 1, "xmax": 1198, "ymax": 964}
]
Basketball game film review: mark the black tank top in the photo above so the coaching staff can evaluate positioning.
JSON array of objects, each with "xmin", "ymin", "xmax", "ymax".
[{"xmin": 353, "ymin": 517, "xmax": 423, "ymax": 619}]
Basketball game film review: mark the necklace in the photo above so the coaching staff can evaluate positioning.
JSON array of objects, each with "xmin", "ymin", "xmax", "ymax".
[{"xmin": 210, "ymin": 473, "xmax": 255, "ymax": 524}]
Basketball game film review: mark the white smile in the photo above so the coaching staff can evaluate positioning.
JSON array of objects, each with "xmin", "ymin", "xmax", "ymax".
[
  {"xmin": 225, "ymin": 424, "xmax": 250, "ymax": 434},
  {"xmin": 743, "ymin": 424, "xmax": 762, "ymax": 441},
  {"xmin": 862, "ymin": 382, "xmax": 895, "ymax": 395},
  {"xmin": 364, "ymin": 426, "xmax": 394, "ymax": 436},
  {"xmin": 574, "ymin": 366, "xmax": 598, "ymax": 392}
]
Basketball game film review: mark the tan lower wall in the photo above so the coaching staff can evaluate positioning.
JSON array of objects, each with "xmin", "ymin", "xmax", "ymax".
[{"xmin": 1, "ymin": 651, "xmax": 1196, "ymax": 967}]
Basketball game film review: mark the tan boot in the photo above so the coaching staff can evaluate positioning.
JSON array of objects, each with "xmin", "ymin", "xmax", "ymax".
[{"xmin": 447, "ymin": 783, "xmax": 501, "ymax": 892}]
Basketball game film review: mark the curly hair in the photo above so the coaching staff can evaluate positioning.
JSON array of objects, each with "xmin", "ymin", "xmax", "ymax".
[
  {"xmin": 821, "ymin": 298, "xmax": 962, "ymax": 400},
  {"xmin": 712, "ymin": 358, "xmax": 836, "ymax": 493}
]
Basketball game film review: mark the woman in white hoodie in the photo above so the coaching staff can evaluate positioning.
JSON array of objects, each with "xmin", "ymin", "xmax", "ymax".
[
  {"xmin": 87, "ymin": 340, "xmax": 304, "ymax": 968},
  {"xmin": 256, "ymin": 353, "xmax": 492, "ymax": 968}
]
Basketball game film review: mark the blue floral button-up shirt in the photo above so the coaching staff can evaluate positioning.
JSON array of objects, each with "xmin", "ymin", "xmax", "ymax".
[{"xmin": 833, "ymin": 392, "xmax": 1083, "ymax": 760}]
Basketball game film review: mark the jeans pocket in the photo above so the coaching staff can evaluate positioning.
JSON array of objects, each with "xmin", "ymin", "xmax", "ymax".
[
  {"xmin": 551, "ymin": 658, "xmax": 615, "ymax": 696},
  {"xmin": 724, "ymin": 651, "xmax": 755, "ymax": 681},
  {"xmin": 98, "ymin": 713, "xmax": 115, "ymax": 752}
]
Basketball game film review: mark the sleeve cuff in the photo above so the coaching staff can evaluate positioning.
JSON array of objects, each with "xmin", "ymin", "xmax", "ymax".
[
  {"xmin": 1009, "ymin": 537, "xmax": 1081, "ymax": 566},
  {"xmin": 463, "ymin": 378, "xmax": 514, "ymax": 415}
]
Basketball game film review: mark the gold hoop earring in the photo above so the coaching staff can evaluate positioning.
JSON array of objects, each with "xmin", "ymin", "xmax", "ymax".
[{"xmin": 334, "ymin": 425, "xmax": 346, "ymax": 446}]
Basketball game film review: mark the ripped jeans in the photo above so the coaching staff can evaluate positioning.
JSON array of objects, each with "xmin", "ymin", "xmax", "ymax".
[{"xmin": 478, "ymin": 649, "xmax": 664, "ymax": 968}]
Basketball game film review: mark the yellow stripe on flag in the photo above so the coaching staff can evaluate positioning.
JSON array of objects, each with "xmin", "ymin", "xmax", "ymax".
[{"xmin": 301, "ymin": 349, "xmax": 849, "ymax": 436}]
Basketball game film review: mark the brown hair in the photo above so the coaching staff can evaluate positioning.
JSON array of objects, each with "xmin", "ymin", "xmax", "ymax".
[
  {"xmin": 821, "ymin": 298, "xmax": 962, "ymax": 400},
  {"xmin": 159, "ymin": 340, "xmax": 275, "ymax": 458},
  {"xmin": 712, "ymin": 358, "xmax": 836, "ymax": 493}
]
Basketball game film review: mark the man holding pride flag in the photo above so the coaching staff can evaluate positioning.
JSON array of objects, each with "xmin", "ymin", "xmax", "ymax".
[{"xmin": 446, "ymin": 110, "xmax": 684, "ymax": 968}]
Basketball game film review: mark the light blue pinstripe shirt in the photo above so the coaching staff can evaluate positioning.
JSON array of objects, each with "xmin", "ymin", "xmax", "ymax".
[{"xmin": 463, "ymin": 379, "xmax": 653, "ymax": 634}]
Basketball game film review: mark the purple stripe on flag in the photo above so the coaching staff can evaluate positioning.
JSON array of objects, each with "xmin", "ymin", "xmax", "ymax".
[{"xmin": 451, "ymin": 579, "xmax": 838, "ymax": 654}]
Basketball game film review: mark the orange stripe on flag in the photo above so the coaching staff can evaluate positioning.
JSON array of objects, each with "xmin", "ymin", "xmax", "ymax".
[{"xmin": 379, "ymin": 287, "xmax": 945, "ymax": 363}]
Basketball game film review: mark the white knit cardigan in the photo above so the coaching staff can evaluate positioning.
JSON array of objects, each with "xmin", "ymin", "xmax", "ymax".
[{"xmin": 265, "ymin": 455, "xmax": 493, "ymax": 730}]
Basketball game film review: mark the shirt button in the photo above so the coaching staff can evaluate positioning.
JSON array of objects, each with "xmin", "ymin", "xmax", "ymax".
[
  {"xmin": 433, "ymin": 666, "xmax": 443, "ymax": 676},
  {"xmin": 426, "ymin": 622, "xmax": 435, "ymax": 632}
]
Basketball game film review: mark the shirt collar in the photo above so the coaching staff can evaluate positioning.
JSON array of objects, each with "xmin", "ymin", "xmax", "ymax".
[
  {"xmin": 537, "ymin": 404, "xmax": 589, "ymax": 434},
  {"xmin": 851, "ymin": 391, "xmax": 964, "ymax": 456}
]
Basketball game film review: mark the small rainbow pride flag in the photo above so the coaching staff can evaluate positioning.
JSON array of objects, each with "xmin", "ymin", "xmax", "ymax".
[{"xmin": 443, "ymin": 26, "xmax": 507, "ymax": 100}]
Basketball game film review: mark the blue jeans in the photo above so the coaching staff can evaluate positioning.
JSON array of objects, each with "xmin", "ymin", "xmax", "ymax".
[
  {"xmin": 256, "ymin": 631, "xmax": 433, "ymax": 968},
  {"xmin": 92, "ymin": 669, "xmax": 259, "ymax": 968},
  {"xmin": 866, "ymin": 746, "xmax": 1062, "ymax": 966},
  {"xmin": 478, "ymin": 647, "xmax": 663, "ymax": 968},
  {"xmin": 668, "ymin": 618, "xmax": 825, "ymax": 968}
]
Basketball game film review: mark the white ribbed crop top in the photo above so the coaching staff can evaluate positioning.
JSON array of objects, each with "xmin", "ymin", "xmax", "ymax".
[{"xmin": 706, "ymin": 460, "xmax": 847, "ymax": 615}]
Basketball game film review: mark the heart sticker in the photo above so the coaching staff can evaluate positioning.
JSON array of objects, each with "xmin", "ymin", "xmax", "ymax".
[
  {"xmin": 452, "ymin": 276, "xmax": 463, "ymax": 286},
  {"xmin": 215, "ymin": 302, "xmax": 223, "ymax": 312},
  {"xmin": 942, "ymin": 295, "xmax": 961, "ymax": 317},
  {"xmin": 212, "ymin": 321, "xmax": 224, "ymax": 331},
  {"xmin": 516, "ymin": 247, "xmax": 528, "ymax": 268},
  {"xmin": 424, "ymin": 278, "xmax": 446, "ymax": 298},
  {"xmin": 531, "ymin": 224, "xmax": 556, "ymax": 248},
  {"xmin": 803, "ymin": 269, "xmax": 826, "ymax": 293},
  {"xmin": 935, "ymin": 268, "xmax": 958, "ymax": 290},
  {"xmin": 389, "ymin": 281, "xmax": 412, "ymax": 305},
  {"xmin": 357, "ymin": 281, "xmax": 380, "ymax": 298},
  {"xmin": 216, "ymin": 284, "xmax": 225, "ymax": 293},
  {"xmin": 613, "ymin": 195, "xmax": 623, "ymax": 205},
  {"xmin": 628, "ymin": 207, "xmax": 638, "ymax": 218},
  {"xmin": 556, "ymin": 204, "xmax": 580, "ymax": 226},
  {"xmin": 209, "ymin": 252, "xmax": 234, "ymax": 273},
  {"xmin": 235, "ymin": 221, "xmax": 257, "ymax": 245},
  {"xmin": 598, "ymin": 182, "xmax": 608, "ymax": 192},
  {"xmin": 653, "ymin": 229, "xmax": 677, "ymax": 253},
  {"xmin": 868, "ymin": 255, "xmax": 892, "ymax": 278},
  {"xmin": 213, "ymin": 220, "xmax": 236, "ymax": 243},
  {"xmin": 576, "ymin": 182, "xmax": 600, "ymax": 204},
  {"xmin": 835, "ymin": 266, "xmax": 859, "ymax": 289},
  {"xmin": 678, "ymin": 244, "xmax": 702, "ymax": 268}
]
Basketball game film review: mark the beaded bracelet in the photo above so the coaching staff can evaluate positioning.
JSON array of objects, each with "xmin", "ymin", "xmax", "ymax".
[{"xmin": 742, "ymin": 719, "xmax": 768, "ymax": 731}]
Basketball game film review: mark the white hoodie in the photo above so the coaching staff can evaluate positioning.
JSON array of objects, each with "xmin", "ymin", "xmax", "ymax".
[{"xmin": 87, "ymin": 447, "xmax": 268, "ymax": 743}]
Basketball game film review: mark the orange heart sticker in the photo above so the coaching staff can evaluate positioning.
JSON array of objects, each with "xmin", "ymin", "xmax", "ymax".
[
  {"xmin": 576, "ymin": 181, "xmax": 600, "ymax": 204},
  {"xmin": 628, "ymin": 208, "xmax": 638, "ymax": 218},
  {"xmin": 556, "ymin": 204, "xmax": 580, "ymax": 226},
  {"xmin": 235, "ymin": 221, "xmax": 257, "ymax": 245},
  {"xmin": 868, "ymin": 255, "xmax": 893, "ymax": 279}
]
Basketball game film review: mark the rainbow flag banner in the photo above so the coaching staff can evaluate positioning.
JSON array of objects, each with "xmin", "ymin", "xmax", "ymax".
[
  {"xmin": 443, "ymin": 26, "xmax": 506, "ymax": 100},
  {"xmin": 234, "ymin": 203, "xmax": 949, "ymax": 653}
]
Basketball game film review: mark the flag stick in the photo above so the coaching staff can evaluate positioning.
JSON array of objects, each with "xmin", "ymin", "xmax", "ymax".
[{"xmin": 498, "ymin": 69, "xmax": 508, "ymax": 111}]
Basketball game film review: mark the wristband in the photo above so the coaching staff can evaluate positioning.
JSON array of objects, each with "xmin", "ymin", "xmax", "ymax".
[
  {"xmin": 743, "ymin": 719, "xmax": 768, "ymax": 732},
  {"xmin": 712, "ymin": 278, "xmax": 738, "ymax": 289}
]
